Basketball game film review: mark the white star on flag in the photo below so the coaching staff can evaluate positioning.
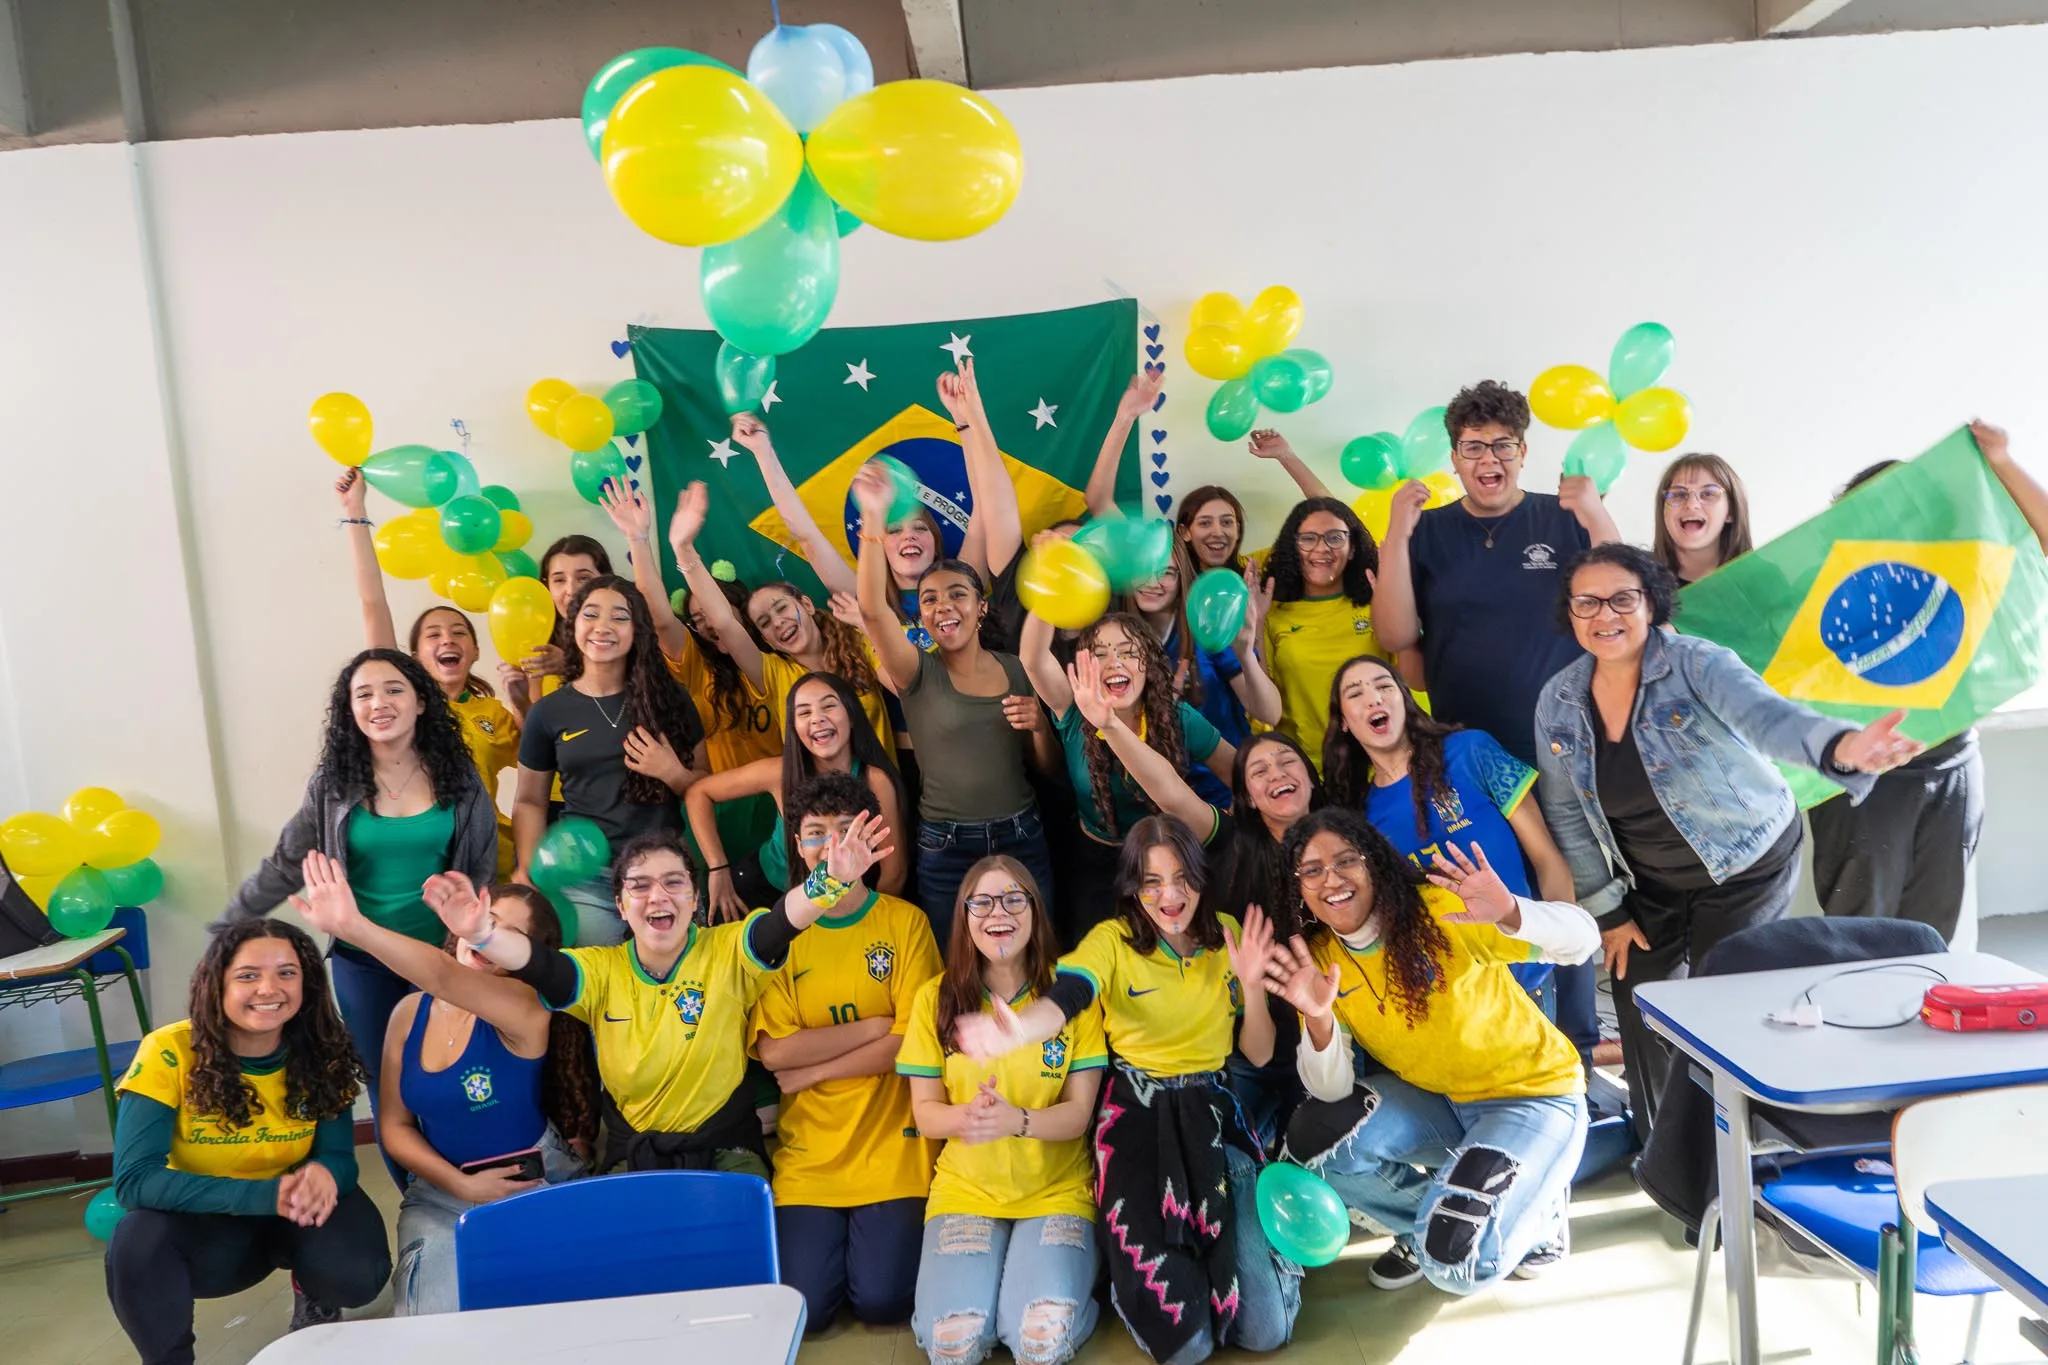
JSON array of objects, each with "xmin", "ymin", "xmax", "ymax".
[
  {"xmin": 844, "ymin": 359, "xmax": 876, "ymax": 391},
  {"xmin": 1027, "ymin": 398, "xmax": 1059, "ymax": 430},
  {"xmin": 708, "ymin": 438, "xmax": 739, "ymax": 468},
  {"xmin": 760, "ymin": 381, "xmax": 781, "ymax": 411},
  {"xmin": 941, "ymin": 333, "xmax": 973, "ymax": 365}
]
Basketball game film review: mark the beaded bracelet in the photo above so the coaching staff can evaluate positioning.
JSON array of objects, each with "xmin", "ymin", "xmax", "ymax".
[{"xmin": 803, "ymin": 863, "xmax": 856, "ymax": 909}]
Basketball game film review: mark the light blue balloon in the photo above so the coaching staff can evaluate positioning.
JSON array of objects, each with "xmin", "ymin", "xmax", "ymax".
[
  {"xmin": 1608, "ymin": 321, "xmax": 1675, "ymax": 400},
  {"xmin": 702, "ymin": 169, "xmax": 841, "ymax": 357},
  {"xmin": 441, "ymin": 450, "xmax": 480, "ymax": 501},
  {"xmin": 805, "ymin": 23, "xmax": 874, "ymax": 98},
  {"xmin": 747, "ymin": 25, "xmax": 847, "ymax": 134},
  {"xmin": 1563, "ymin": 421, "xmax": 1629, "ymax": 493}
]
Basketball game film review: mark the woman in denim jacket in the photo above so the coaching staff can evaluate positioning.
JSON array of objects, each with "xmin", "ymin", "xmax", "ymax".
[{"xmin": 1532, "ymin": 545, "xmax": 1921, "ymax": 1139}]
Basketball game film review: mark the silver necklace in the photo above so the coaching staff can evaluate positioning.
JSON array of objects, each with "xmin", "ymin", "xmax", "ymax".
[
  {"xmin": 591, "ymin": 693, "xmax": 626, "ymax": 729},
  {"xmin": 377, "ymin": 761, "xmax": 422, "ymax": 802}
]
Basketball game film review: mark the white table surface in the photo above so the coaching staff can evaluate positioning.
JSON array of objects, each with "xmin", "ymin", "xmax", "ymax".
[
  {"xmin": 0, "ymin": 927, "xmax": 125, "ymax": 982},
  {"xmin": 248, "ymin": 1283, "xmax": 805, "ymax": 1364},
  {"xmin": 1927, "ymin": 1175, "xmax": 2048, "ymax": 1320}
]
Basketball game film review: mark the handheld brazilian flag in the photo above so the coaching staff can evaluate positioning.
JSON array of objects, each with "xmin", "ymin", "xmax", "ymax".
[
  {"xmin": 1677, "ymin": 426, "xmax": 2048, "ymax": 805},
  {"xmin": 629, "ymin": 300, "xmax": 1142, "ymax": 604}
]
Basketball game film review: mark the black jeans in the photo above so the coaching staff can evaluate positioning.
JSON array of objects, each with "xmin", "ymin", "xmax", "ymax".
[
  {"xmin": 1808, "ymin": 748, "xmax": 1983, "ymax": 942},
  {"xmin": 104, "ymin": 1186, "xmax": 391, "ymax": 1365},
  {"xmin": 776, "ymin": 1197, "xmax": 925, "ymax": 1331},
  {"xmin": 915, "ymin": 806, "xmax": 1054, "ymax": 954}
]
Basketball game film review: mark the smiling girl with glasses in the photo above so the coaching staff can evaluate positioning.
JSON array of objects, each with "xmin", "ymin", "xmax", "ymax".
[{"xmin": 1650, "ymin": 453, "xmax": 1753, "ymax": 586}]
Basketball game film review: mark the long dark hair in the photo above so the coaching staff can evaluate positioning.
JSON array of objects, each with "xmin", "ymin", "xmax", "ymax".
[
  {"xmin": 778, "ymin": 671, "xmax": 904, "ymax": 885},
  {"xmin": 563, "ymin": 576, "xmax": 705, "ymax": 805},
  {"xmin": 1076, "ymin": 612, "xmax": 1186, "ymax": 839},
  {"xmin": 1117, "ymin": 538, "xmax": 1204, "ymax": 707},
  {"xmin": 1651, "ymin": 453, "xmax": 1753, "ymax": 580},
  {"xmin": 408, "ymin": 605, "xmax": 495, "ymax": 699},
  {"xmin": 477, "ymin": 884, "xmax": 600, "ymax": 1152},
  {"xmin": 1228, "ymin": 732, "xmax": 1328, "ymax": 937},
  {"xmin": 1322, "ymin": 655, "xmax": 1462, "ymax": 839},
  {"xmin": 1283, "ymin": 807, "xmax": 1449, "ymax": 1025},
  {"xmin": 1111, "ymin": 815, "xmax": 1225, "ymax": 956},
  {"xmin": 681, "ymin": 575, "xmax": 764, "ymax": 736},
  {"xmin": 749, "ymin": 581, "xmax": 882, "ymax": 695},
  {"xmin": 935, "ymin": 856, "xmax": 1059, "ymax": 1053},
  {"xmin": 320, "ymin": 648, "xmax": 478, "ymax": 806},
  {"xmin": 187, "ymin": 920, "xmax": 364, "ymax": 1129},
  {"xmin": 1175, "ymin": 485, "xmax": 1248, "ymax": 574},
  {"xmin": 1264, "ymin": 497, "xmax": 1377, "ymax": 606},
  {"xmin": 541, "ymin": 535, "xmax": 614, "ymax": 651}
]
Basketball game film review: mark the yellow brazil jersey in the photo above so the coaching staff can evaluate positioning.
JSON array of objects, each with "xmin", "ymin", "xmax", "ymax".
[
  {"xmin": 751, "ymin": 890, "xmax": 939, "ymax": 1206},
  {"xmin": 897, "ymin": 978, "xmax": 1108, "ymax": 1222},
  {"xmin": 1262, "ymin": 595, "xmax": 1387, "ymax": 771},
  {"xmin": 1310, "ymin": 887, "xmax": 1583, "ymax": 1104},
  {"xmin": 118, "ymin": 1020, "xmax": 320, "ymax": 1181},
  {"xmin": 449, "ymin": 691, "xmax": 520, "ymax": 880},
  {"xmin": 557, "ymin": 912, "xmax": 777, "ymax": 1134},
  {"xmin": 1056, "ymin": 916, "xmax": 1244, "ymax": 1078},
  {"xmin": 665, "ymin": 637, "xmax": 783, "ymax": 773},
  {"xmin": 762, "ymin": 651, "xmax": 897, "ymax": 762}
]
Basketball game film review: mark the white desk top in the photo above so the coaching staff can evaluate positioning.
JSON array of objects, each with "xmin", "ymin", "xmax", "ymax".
[
  {"xmin": 1634, "ymin": 952, "xmax": 2048, "ymax": 1110},
  {"xmin": 1926, "ymin": 1175, "xmax": 2048, "ymax": 1318},
  {"xmin": 248, "ymin": 1283, "xmax": 805, "ymax": 1364},
  {"xmin": 0, "ymin": 927, "xmax": 125, "ymax": 982}
]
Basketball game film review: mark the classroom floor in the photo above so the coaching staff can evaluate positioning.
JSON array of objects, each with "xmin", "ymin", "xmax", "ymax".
[{"xmin": 6, "ymin": 911, "xmax": 2045, "ymax": 1365}]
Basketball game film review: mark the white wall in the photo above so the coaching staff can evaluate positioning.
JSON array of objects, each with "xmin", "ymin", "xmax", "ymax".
[{"xmin": 6, "ymin": 23, "xmax": 2048, "ymax": 1156}]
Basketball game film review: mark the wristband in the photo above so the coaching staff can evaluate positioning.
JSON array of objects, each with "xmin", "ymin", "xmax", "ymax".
[
  {"xmin": 465, "ymin": 916, "xmax": 498, "ymax": 952},
  {"xmin": 335, "ymin": 517, "xmax": 373, "ymax": 528},
  {"xmin": 860, "ymin": 532, "xmax": 885, "ymax": 544},
  {"xmin": 803, "ymin": 863, "xmax": 856, "ymax": 909},
  {"xmin": 705, "ymin": 863, "xmax": 729, "ymax": 874},
  {"xmin": 1017, "ymin": 1109, "xmax": 1031, "ymax": 1138},
  {"xmin": 955, "ymin": 422, "xmax": 972, "ymax": 432}
]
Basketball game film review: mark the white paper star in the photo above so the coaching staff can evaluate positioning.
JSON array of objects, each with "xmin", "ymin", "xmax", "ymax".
[
  {"xmin": 1027, "ymin": 398, "xmax": 1059, "ymax": 430},
  {"xmin": 708, "ymin": 438, "xmax": 739, "ymax": 468},
  {"xmin": 760, "ymin": 381, "xmax": 781, "ymax": 411},
  {"xmin": 844, "ymin": 359, "xmax": 876, "ymax": 391},
  {"xmin": 941, "ymin": 333, "xmax": 973, "ymax": 365}
]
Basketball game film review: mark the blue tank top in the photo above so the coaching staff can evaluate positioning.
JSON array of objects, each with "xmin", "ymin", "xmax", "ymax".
[{"xmin": 398, "ymin": 994, "xmax": 546, "ymax": 1168}]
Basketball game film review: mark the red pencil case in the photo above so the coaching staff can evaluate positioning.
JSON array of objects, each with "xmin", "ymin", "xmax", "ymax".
[{"xmin": 1921, "ymin": 982, "xmax": 2048, "ymax": 1031}]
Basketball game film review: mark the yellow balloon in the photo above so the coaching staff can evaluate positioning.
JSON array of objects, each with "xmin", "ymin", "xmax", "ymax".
[
  {"xmin": 18, "ymin": 873, "xmax": 60, "ymax": 908},
  {"xmin": 492, "ymin": 509, "xmax": 535, "ymax": 553},
  {"xmin": 1351, "ymin": 472, "xmax": 1460, "ymax": 546},
  {"xmin": 62, "ymin": 787, "xmax": 126, "ymax": 833},
  {"xmin": 0, "ymin": 811, "xmax": 84, "ymax": 877},
  {"xmin": 489, "ymin": 576, "xmax": 557, "ymax": 664},
  {"xmin": 1184, "ymin": 324, "xmax": 1251, "ymax": 381},
  {"xmin": 84, "ymin": 809, "xmax": 160, "ymax": 870},
  {"xmin": 553, "ymin": 395, "xmax": 616, "ymax": 453},
  {"xmin": 374, "ymin": 509, "xmax": 443, "ymax": 580},
  {"xmin": 526, "ymin": 378, "xmax": 577, "ymax": 437},
  {"xmin": 1243, "ymin": 286, "xmax": 1303, "ymax": 358},
  {"xmin": 602, "ymin": 65, "xmax": 803, "ymax": 248},
  {"xmin": 308, "ymin": 392, "xmax": 373, "ymax": 467},
  {"xmin": 1016, "ymin": 540, "xmax": 1110, "ymax": 631},
  {"xmin": 1613, "ymin": 387, "xmax": 1692, "ymax": 453},
  {"xmin": 1529, "ymin": 364, "xmax": 1616, "ymax": 430},
  {"xmin": 1188, "ymin": 291, "xmax": 1244, "ymax": 332},
  {"xmin": 807, "ymin": 80, "xmax": 1023, "ymax": 242},
  {"xmin": 446, "ymin": 553, "xmax": 508, "ymax": 613}
]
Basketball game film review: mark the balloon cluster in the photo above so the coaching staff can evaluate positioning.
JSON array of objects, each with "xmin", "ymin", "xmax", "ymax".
[
  {"xmin": 1184, "ymin": 288, "xmax": 1333, "ymax": 441},
  {"xmin": 525, "ymin": 377, "xmax": 665, "ymax": 504},
  {"xmin": 586, "ymin": 26, "xmax": 1023, "ymax": 374},
  {"xmin": 1340, "ymin": 407, "xmax": 1464, "ymax": 544},
  {"xmin": 308, "ymin": 393, "xmax": 541, "ymax": 610},
  {"xmin": 1013, "ymin": 518, "xmax": 1173, "ymax": 632},
  {"xmin": 1529, "ymin": 322, "xmax": 1691, "ymax": 493},
  {"xmin": 0, "ymin": 789, "xmax": 164, "ymax": 938}
]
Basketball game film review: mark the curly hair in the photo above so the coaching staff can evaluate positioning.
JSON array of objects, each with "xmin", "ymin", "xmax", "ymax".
[
  {"xmin": 681, "ymin": 576, "xmax": 765, "ymax": 737},
  {"xmin": 1555, "ymin": 543, "xmax": 1677, "ymax": 634},
  {"xmin": 186, "ymin": 920, "xmax": 365, "ymax": 1129},
  {"xmin": 1228, "ymin": 732, "xmax": 1328, "ymax": 939},
  {"xmin": 562, "ymin": 576, "xmax": 706, "ymax": 805},
  {"xmin": 1117, "ymin": 538, "xmax": 1204, "ymax": 707},
  {"xmin": 779, "ymin": 671, "xmax": 904, "ymax": 885},
  {"xmin": 1176, "ymin": 485, "xmax": 1249, "ymax": 574},
  {"xmin": 1651, "ymin": 454, "xmax": 1753, "ymax": 581},
  {"xmin": 1263, "ymin": 497, "xmax": 1377, "ymax": 606},
  {"xmin": 1443, "ymin": 380, "xmax": 1531, "ymax": 442},
  {"xmin": 541, "ymin": 535, "xmax": 614, "ymax": 652},
  {"xmin": 408, "ymin": 605, "xmax": 494, "ymax": 698},
  {"xmin": 1076, "ymin": 613, "xmax": 1186, "ymax": 839},
  {"xmin": 319, "ymin": 649, "xmax": 478, "ymax": 806},
  {"xmin": 935, "ymin": 855, "xmax": 1059, "ymax": 1054},
  {"xmin": 1321, "ymin": 655, "xmax": 1463, "ymax": 840},
  {"xmin": 471, "ymin": 884, "xmax": 600, "ymax": 1153},
  {"xmin": 751, "ymin": 582, "xmax": 882, "ymax": 696},
  {"xmin": 1111, "ymin": 815, "xmax": 1225, "ymax": 956},
  {"xmin": 1283, "ymin": 807, "xmax": 1450, "ymax": 1025}
]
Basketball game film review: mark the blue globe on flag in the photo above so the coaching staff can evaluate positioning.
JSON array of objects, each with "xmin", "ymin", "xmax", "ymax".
[
  {"xmin": 1819, "ymin": 562, "xmax": 1966, "ymax": 688},
  {"xmin": 841, "ymin": 436, "xmax": 973, "ymax": 561}
]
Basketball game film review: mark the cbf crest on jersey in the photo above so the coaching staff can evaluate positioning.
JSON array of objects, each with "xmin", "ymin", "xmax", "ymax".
[
  {"xmin": 865, "ymin": 942, "xmax": 896, "ymax": 983},
  {"xmin": 677, "ymin": 984, "xmax": 706, "ymax": 1027},
  {"xmin": 462, "ymin": 1068, "xmax": 494, "ymax": 1105},
  {"xmin": 1041, "ymin": 1036, "xmax": 1068, "ymax": 1073}
]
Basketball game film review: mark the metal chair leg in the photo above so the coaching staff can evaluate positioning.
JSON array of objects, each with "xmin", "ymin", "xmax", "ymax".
[
  {"xmin": 113, "ymin": 945, "xmax": 150, "ymax": 1031},
  {"xmin": 1684, "ymin": 1199, "xmax": 1721, "ymax": 1365},
  {"xmin": 71, "ymin": 967, "xmax": 119, "ymax": 1133},
  {"xmin": 1960, "ymin": 1294, "xmax": 1984, "ymax": 1365},
  {"xmin": 1878, "ymin": 1226, "xmax": 1900, "ymax": 1365}
]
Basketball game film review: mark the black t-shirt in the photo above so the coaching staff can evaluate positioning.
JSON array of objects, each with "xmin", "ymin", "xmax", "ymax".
[
  {"xmin": 1593, "ymin": 711, "xmax": 1798, "ymax": 894},
  {"xmin": 1409, "ymin": 493, "xmax": 1590, "ymax": 767},
  {"xmin": 517, "ymin": 685, "xmax": 702, "ymax": 846},
  {"xmin": 985, "ymin": 557, "xmax": 1078, "ymax": 667}
]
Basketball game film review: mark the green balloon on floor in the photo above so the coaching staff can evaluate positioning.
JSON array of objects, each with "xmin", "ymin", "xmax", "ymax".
[
  {"xmin": 1256, "ymin": 1162, "xmax": 1349, "ymax": 1267},
  {"xmin": 84, "ymin": 1188, "xmax": 126, "ymax": 1241}
]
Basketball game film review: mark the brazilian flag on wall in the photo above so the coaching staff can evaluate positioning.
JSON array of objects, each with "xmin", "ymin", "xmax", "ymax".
[
  {"xmin": 629, "ymin": 300, "xmax": 1141, "ymax": 603},
  {"xmin": 1677, "ymin": 426, "xmax": 2048, "ymax": 805}
]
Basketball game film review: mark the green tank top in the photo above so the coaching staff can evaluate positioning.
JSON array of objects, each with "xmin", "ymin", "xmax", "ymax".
[{"xmin": 345, "ymin": 804, "xmax": 457, "ymax": 944}]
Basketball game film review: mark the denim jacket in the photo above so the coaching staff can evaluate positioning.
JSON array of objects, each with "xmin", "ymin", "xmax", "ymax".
[{"xmin": 1533, "ymin": 629, "xmax": 1874, "ymax": 924}]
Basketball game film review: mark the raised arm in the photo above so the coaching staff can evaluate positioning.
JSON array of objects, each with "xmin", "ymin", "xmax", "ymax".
[
  {"xmin": 1368, "ymin": 481, "xmax": 1430, "ymax": 652},
  {"xmin": 509, "ymin": 766, "xmax": 552, "ymax": 883},
  {"xmin": 1558, "ymin": 475, "xmax": 1621, "ymax": 546},
  {"xmin": 732, "ymin": 414, "xmax": 857, "ymax": 597},
  {"xmin": 941, "ymin": 358, "xmax": 1009, "ymax": 578},
  {"xmin": 1085, "ymin": 369, "xmax": 1165, "ymax": 519},
  {"xmin": 666, "ymin": 480, "xmax": 765, "ymax": 689},
  {"xmin": 1679, "ymin": 638, "xmax": 1913, "ymax": 789},
  {"xmin": 1225, "ymin": 563, "xmax": 1283, "ymax": 725},
  {"xmin": 683, "ymin": 758, "xmax": 781, "ymax": 923},
  {"xmin": 335, "ymin": 468, "xmax": 398, "ymax": 650},
  {"xmin": 851, "ymin": 463, "xmax": 924, "ymax": 691},
  {"xmin": 1017, "ymin": 608, "xmax": 1076, "ymax": 716},
  {"xmin": 1064, "ymin": 651, "xmax": 1220, "ymax": 833},
  {"xmin": 599, "ymin": 478, "xmax": 690, "ymax": 660},
  {"xmin": 1974, "ymin": 420, "xmax": 2048, "ymax": 554},
  {"xmin": 1224, "ymin": 905, "xmax": 1278, "ymax": 1068},
  {"xmin": 1247, "ymin": 430, "xmax": 1333, "ymax": 502}
]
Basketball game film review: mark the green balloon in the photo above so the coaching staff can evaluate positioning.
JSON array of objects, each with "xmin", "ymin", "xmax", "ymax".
[
  {"xmin": 874, "ymin": 453, "xmax": 924, "ymax": 527},
  {"xmin": 1563, "ymin": 421, "xmax": 1629, "ymax": 494},
  {"xmin": 669, "ymin": 588, "xmax": 692, "ymax": 616},
  {"xmin": 83, "ymin": 1188, "xmax": 126, "ymax": 1241},
  {"xmin": 1073, "ymin": 517, "xmax": 1173, "ymax": 591},
  {"xmin": 1206, "ymin": 379, "xmax": 1260, "ymax": 442},
  {"xmin": 480, "ymin": 484, "xmax": 522, "ymax": 512},
  {"xmin": 570, "ymin": 446, "xmax": 630, "ymax": 505},
  {"xmin": 1256, "ymin": 1162, "xmax": 1349, "ymax": 1267},
  {"xmin": 834, "ymin": 204, "xmax": 862, "ymax": 237},
  {"xmin": 1608, "ymin": 321, "xmax": 1675, "ymax": 400},
  {"xmin": 48, "ymin": 867, "xmax": 116, "ymax": 939},
  {"xmin": 361, "ymin": 445, "xmax": 462, "ymax": 509},
  {"xmin": 603, "ymin": 379, "xmax": 664, "ymax": 436},
  {"xmin": 580, "ymin": 47, "xmax": 737, "ymax": 160},
  {"xmin": 1397, "ymin": 406, "xmax": 1452, "ymax": 480},
  {"xmin": 714, "ymin": 343, "xmax": 777, "ymax": 416},
  {"xmin": 439, "ymin": 494, "xmax": 503, "ymax": 554},
  {"xmin": 101, "ymin": 858, "xmax": 164, "ymax": 906},
  {"xmin": 443, "ymin": 451, "xmax": 480, "ymax": 501},
  {"xmin": 1187, "ymin": 569, "xmax": 1249, "ymax": 653},
  {"xmin": 1340, "ymin": 433, "xmax": 1402, "ymax": 491},
  {"xmin": 496, "ymin": 549, "xmax": 540, "ymax": 580},
  {"xmin": 1250, "ymin": 353, "xmax": 1311, "ymax": 414},
  {"xmin": 531, "ymin": 817, "xmax": 611, "ymax": 893},
  {"xmin": 1291, "ymin": 349, "xmax": 1334, "ymax": 405},
  {"xmin": 701, "ymin": 168, "xmax": 840, "ymax": 358}
]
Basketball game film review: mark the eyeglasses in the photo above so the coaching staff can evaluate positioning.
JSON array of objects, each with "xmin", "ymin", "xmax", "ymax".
[
  {"xmin": 1296, "ymin": 851, "xmax": 1367, "ymax": 884},
  {"xmin": 622, "ymin": 874, "xmax": 694, "ymax": 901},
  {"xmin": 1089, "ymin": 644, "xmax": 1145, "ymax": 664},
  {"xmin": 1453, "ymin": 438, "xmax": 1525, "ymax": 462},
  {"xmin": 965, "ymin": 890, "xmax": 1031, "ymax": 917},
  {"xmin": 1663, "ymin": 484, "xmax": 1726, "ymax": 508},
  {"xmin": 1567, "ymin": 589, "xmax": 1646, "ymax": 619},
  {"xmin": 1135, "ymin": 874, "xmax": 1192, "ymax": 905},
  {"xmin": 1293, "ymin": 530, "xmax": 1352, "ymax": 552}
]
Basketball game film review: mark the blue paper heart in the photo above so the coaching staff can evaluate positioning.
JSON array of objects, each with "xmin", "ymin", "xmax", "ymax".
[
  {"xmin": 1143, "ymin": 324, "xmax": 1161, "ymax": 341},
  {"xmin": 611, "ymin": 339, "xmax": 632, "ymax": 358},
  {"xmin": 1155, "ymin": 493, "xmax": 1173, "ymax": 513},
  {"xmin": 1151, "ymin": 470, "xmax": 1169, "ymax": 487},
  {"xmin": 629, "ymin": 477, "xmax": 641, "ymax": 491},
  {"xmin": 1151, "ymin": 429, "xmax": 1166, "ymax": 444},
  {"xmin": 1145, "ymin": 344, "xmax": 1164, "ymax": 360},
  {"xmin": 622, "ymin": 433, "xmax": 639, "ymax": 447},
  {"xmin": 1144, "ymin": 362, "xmax": 1165, "ymax": 377},
  {"xmin": 1151, "ymin": 452, "xmax": 1168, "ymax": 467},
  {"xmin": 624, "ymin": 454, "xmax": 644, "ymax": 472},
  {"xmin": 1152, "ymin": 392, "xmax": 1166, "ymax": 412}
]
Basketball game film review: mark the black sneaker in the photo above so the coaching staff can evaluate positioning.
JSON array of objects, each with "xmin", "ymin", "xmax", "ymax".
[
  {"xmin": 1367, "ymin": 1242, "xmax": 1425, "ymax": 1290},
  {"xmin": 1511, "ymin": 1218, "xmax": 1571, "ymax": 1280},
  {"xmin": 289, "ymin": 1286, "xmax": 341, "ymax": 1332}
]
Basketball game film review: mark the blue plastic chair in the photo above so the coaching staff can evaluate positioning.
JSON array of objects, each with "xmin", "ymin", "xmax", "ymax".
[{"xmin": 455, "ymin": 1169, "xmax": 781, "ymax": 1311}]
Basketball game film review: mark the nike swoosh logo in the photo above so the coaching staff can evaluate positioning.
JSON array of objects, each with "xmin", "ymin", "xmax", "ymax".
[
  {"xmin": 793, "ymin": 969, "xmax": 810, "ymax": 980},
  {"xmin": 1126, "ymin": 986, "xmax": 1158, "ymax": 997},
  {"xmin": 603, "ymin": 1011, "xmax": 630, "ymax": 1022},
  {"xmin": 1336, "ymin": 986, "xmax": 1361, "ymax": 998},
  {"xmin": 562, "ymin": 729, "xmax": 589, "ymax": 742}
]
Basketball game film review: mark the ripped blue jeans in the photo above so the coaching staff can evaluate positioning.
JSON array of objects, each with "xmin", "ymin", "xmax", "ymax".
[
  {"xmin": 1285, "ymin": 1073, "xmax": 1587, "ymax": 1295},
  {"xmin": 912, "ymin": 1213, "xmax": 1100, "ymax": 1365}
]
